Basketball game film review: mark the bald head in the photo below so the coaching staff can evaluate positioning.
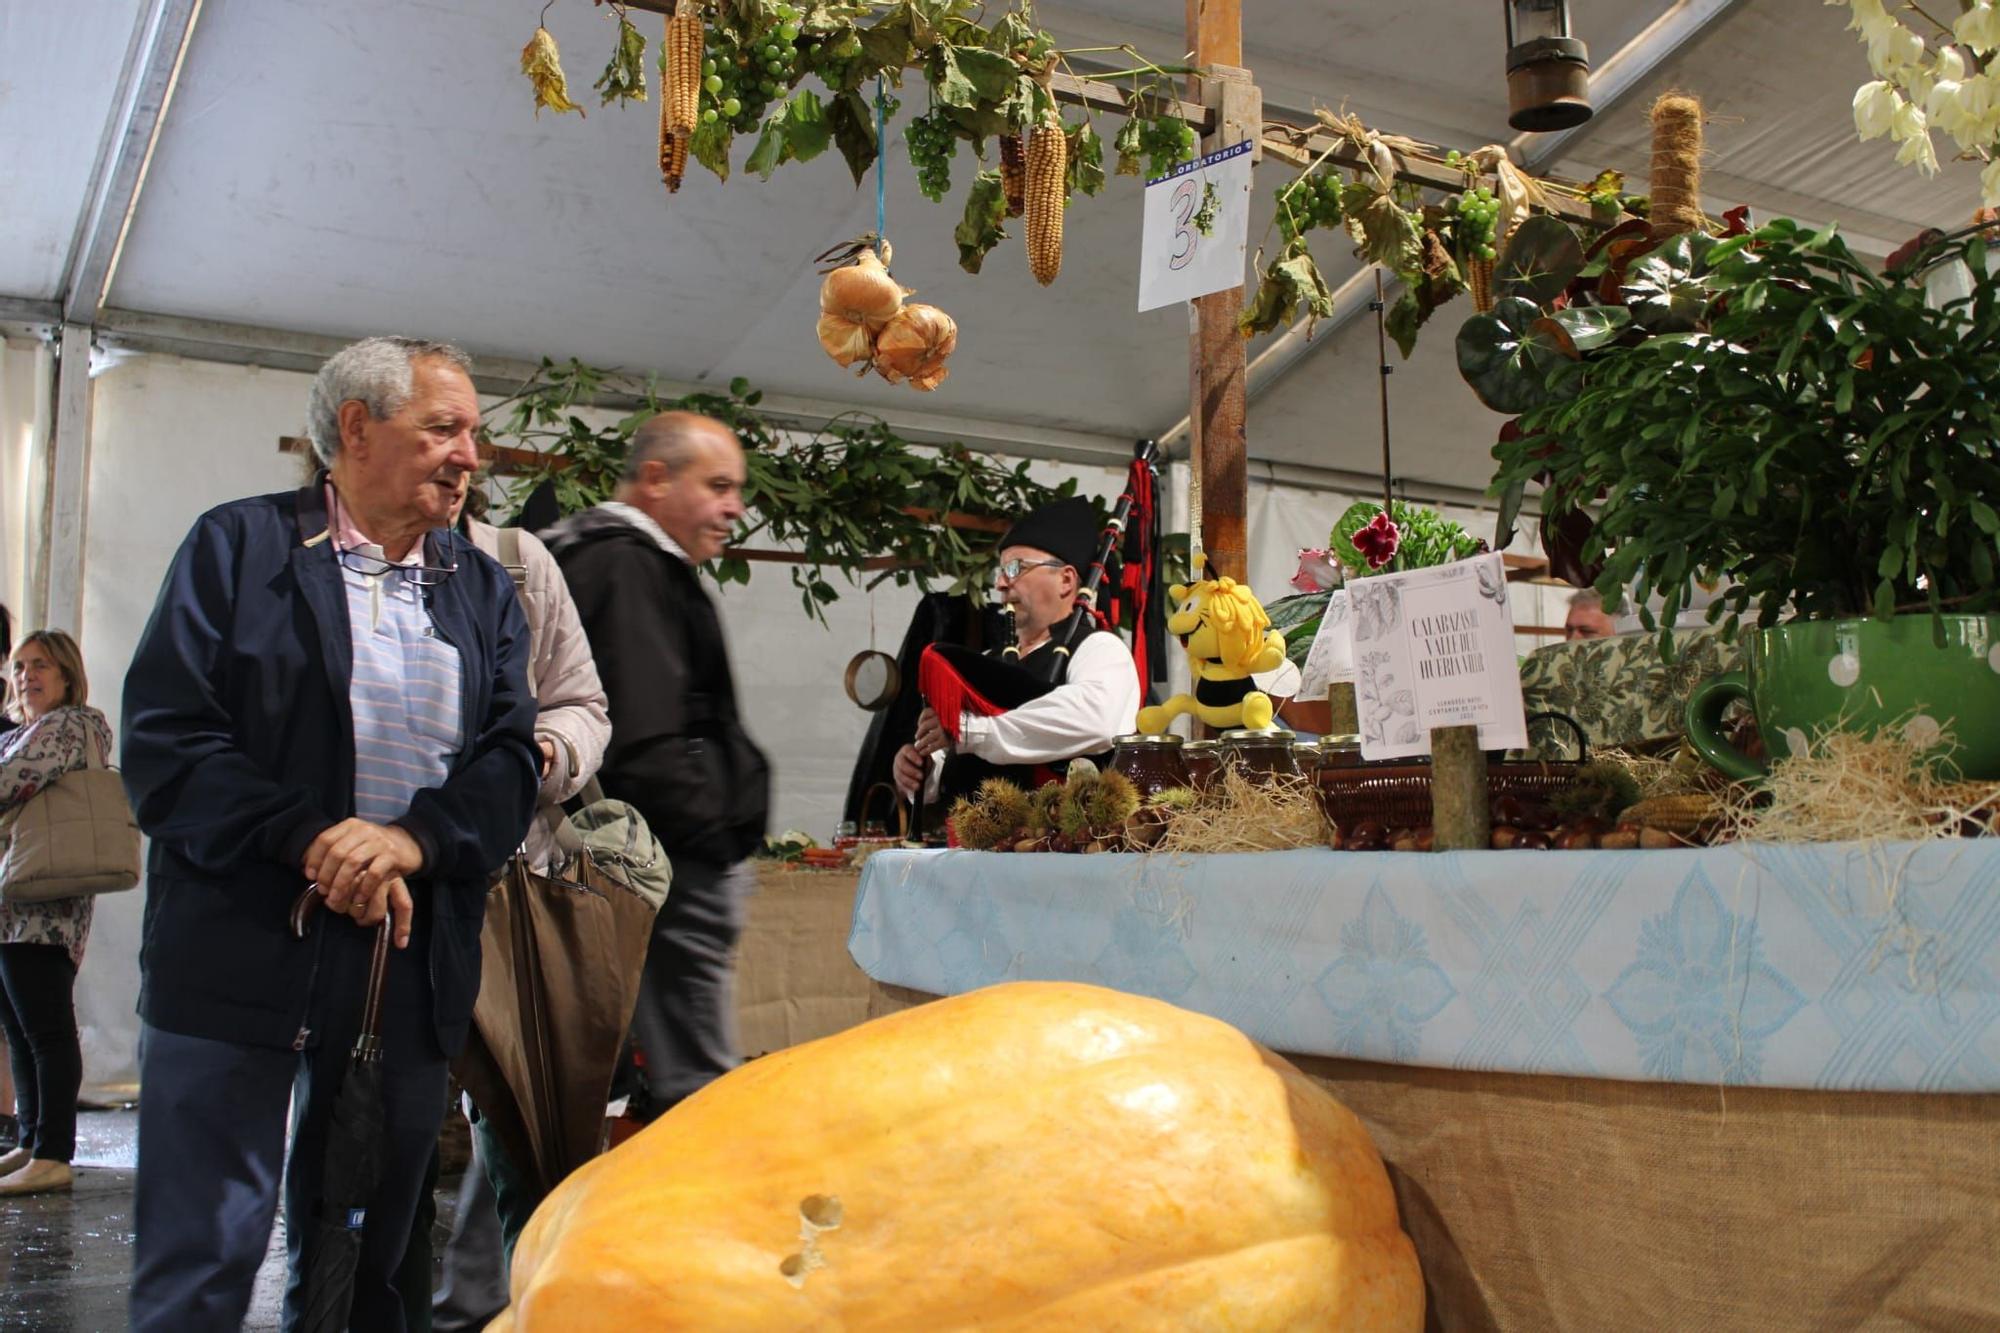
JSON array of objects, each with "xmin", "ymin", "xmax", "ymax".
[{"xmin": 615, "ymin": 411, "xmax": 747, "ymax": 563}]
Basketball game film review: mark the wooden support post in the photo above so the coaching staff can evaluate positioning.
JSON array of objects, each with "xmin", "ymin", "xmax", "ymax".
[{"xmin": 1186, "ymin": 0, "xmax": 1251, "ymax": 582}]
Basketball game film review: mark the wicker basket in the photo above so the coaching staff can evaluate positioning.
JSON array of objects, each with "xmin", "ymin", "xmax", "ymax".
[{"xmin": 1314, "ymin": 713, "xmax": 1586, "ymax": 835}]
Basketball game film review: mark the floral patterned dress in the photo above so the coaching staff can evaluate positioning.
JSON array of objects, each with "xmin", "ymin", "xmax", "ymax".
[{"xmin": 0, "ymin": 706, "xmax": 114, "ymax": 968}]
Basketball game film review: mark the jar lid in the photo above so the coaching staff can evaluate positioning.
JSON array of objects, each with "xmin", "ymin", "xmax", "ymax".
[
  {"xmin": 1184, "ymin": 739, "xmax": 1222, "ymax": 752},
  {"xmin": 1320, "ymin": 734, "xmax": 1363, "ymax": 749},
  {"xmin": 1112, "ymin": 732, "xmax": 1184, "ymax": 747},
  {"xmin": 1218, "ymin": 727, "xmax": 1297, "ymax": 742}
]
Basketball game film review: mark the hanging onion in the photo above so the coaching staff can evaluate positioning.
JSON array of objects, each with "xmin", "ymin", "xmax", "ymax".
[
  {"xmin": 873, "ymin": 303, "xmax": 957, "ymax": 392},
  {"xmin": 816, "ymin": 312, "xmax": 876, "ymax": 370},
  {"xmin": 818, "ymin": 248, "xmax": 905, "ymax": 330}
]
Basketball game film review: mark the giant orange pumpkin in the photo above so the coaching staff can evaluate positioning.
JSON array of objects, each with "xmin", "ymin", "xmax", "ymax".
[{"xmin": 494, "ymin": 981, "xmax": 1422, "ymax": 1330}]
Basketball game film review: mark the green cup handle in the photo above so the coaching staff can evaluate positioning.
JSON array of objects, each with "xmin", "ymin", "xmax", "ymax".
[{"xmin": 1684, "ymin": 670, "xmax": 1765, "ymax": 783}]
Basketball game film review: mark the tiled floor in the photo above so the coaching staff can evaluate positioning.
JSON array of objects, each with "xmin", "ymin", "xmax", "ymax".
[{"xmin": 0, "ymin": 1110, "xmax": 461, "ymax": 1332}]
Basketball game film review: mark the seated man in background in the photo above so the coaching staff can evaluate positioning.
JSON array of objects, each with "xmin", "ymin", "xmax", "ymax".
[
  {"xmin": 894, "ymin": 496, "xmax": 1140, "ymax": 808},
  {"xmin": 1564, "ymin": 588, "xmax": 1620, "ymax": 641}
]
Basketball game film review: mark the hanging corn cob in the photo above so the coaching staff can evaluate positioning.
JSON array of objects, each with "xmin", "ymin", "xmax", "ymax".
[
  {"xmin": 664, "ymin": 5, "xmax": 703, "ymax": 135},
  {"xmin": 1000, "ymin": 134, "xmax": 1027, "ymax": 218},
  {"xmin": 660, "ymin": 112, "xmax": 690, "ymax": 193},
  {"xmin": 657, "ymin": 3, "xmax": 701, "ymax": 193},
  {"xmin": 1025, "ymin": 114, "xmax": 1067, "ymax": 286}
]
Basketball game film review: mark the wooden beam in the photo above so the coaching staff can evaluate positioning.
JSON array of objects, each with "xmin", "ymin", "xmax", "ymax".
[
  {"xmin": 1048, "ymin": 71, "xmax": 1213, "ymax": 132},
  {"xmin": 725, "ymin": 548, "xmax": 905, "ymax": 571},
  {"xmin": 1259, "ymin": 126, "xmax": 1605, "ymax": 228},
  {"xmin": 1187, "ymin": 0, "xmax": 1249, "ymax": 583},
  {"xmin": 277, "ymin": 437, "xmax": 1014, "ymax": 535}
]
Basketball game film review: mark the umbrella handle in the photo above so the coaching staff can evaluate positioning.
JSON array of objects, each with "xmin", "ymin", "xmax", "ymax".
[
  {"xmin": 291, "ymin": 883, "xmax": 325, "ymax": 937},
  {"xmin": 291, "ymin": 884, "xmax": 394, "ymax": 1049}
]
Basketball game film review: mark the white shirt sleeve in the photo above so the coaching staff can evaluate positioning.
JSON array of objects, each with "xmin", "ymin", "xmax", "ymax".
[{"xmin": 956, "ymin": 632, "xmax": 1141, "ymax": 766}]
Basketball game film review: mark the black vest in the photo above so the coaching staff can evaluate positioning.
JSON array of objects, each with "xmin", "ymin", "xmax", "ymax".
[{"xmin": 936, "ymin": 629, "xmax": 1115, "ymax": 805}]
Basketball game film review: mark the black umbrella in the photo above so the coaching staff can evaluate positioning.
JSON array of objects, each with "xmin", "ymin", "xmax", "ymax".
[{"xmin": 289, "ymin": 885, "xmax": 393, "ymax": 1333}]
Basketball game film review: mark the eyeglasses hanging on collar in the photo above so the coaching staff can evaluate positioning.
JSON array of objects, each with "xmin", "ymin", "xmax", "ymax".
[{"xmin": 333, "ymin": 533, "xmax": 460, "ymax": 587}]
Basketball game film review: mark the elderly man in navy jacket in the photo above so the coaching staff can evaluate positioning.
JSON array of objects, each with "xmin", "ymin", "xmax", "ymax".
[{"xmin": 121, "ymin": 336, "xmax": 538, "ymax": 1332}]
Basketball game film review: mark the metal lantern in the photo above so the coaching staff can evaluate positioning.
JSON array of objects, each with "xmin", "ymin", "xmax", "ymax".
[{"xmin": 1504, "ymin": 0, "xmax": 1593, "ymax": 132}]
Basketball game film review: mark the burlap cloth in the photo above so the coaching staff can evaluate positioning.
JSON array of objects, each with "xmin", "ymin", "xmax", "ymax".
[{"xmin": 868, "ymin": 982, "xmax": 2000, "ymax": 1329}]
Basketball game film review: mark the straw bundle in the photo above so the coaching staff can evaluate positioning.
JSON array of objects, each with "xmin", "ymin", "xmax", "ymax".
[{"xmin": 1154, "ymin": 769, "xmax": 1326, "ymax": 854}]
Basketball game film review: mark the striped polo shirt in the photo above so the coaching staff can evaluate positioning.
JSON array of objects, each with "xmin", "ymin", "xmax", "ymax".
[{"xmin": 328, "ymin": 486, "xmax": 462, "ymax": 823}]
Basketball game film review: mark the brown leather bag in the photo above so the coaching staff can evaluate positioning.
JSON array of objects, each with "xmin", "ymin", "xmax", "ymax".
[{"xmin": 0, "ymin": 733, "xmax": 141, "ymax": 902}]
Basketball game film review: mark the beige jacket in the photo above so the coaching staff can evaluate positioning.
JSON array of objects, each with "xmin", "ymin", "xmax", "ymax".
[{"xmin": 470, "ymin": 519, "xmax": 611, "ymax": 869}]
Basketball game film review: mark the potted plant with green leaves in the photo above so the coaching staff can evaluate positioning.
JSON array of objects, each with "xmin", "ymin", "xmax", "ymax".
[{"xmin": 1465, "ymin": 220, "xmax": 2000, "ymax": 779}]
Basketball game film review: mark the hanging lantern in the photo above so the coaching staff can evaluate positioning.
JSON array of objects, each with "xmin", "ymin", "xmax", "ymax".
[{"xmin": 1504, "ymin": 0, "xmax": 1593, "ymax": 132}]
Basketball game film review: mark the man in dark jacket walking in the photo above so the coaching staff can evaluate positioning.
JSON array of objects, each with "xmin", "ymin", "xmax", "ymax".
[
  {"xmin": 544, "ymin": 411, "xmax": 770, "ymax": 1119},
  {"xmin": 122, "ymin": 336, "xmax": 539, "ymax": 1332}
]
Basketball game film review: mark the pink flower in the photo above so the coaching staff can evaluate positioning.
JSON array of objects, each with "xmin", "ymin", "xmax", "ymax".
[
  {"xmin": 1290, "ymin": 548, "xmax": 1342, "ymax": 592},
  {"xmin": 1350, "ymin": 510, "xmax": 1401, "ymax": 570}
]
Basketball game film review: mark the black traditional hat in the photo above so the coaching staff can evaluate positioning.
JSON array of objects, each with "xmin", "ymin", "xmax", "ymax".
[{"xmin": 998, "ymin": 496, "xmax": 1098, "ymax": 575}]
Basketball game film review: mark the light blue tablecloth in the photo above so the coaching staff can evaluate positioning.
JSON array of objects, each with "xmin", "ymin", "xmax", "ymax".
[{"xmin": 848, "ymin": 843, "xmax": 2000, "ymax": 1093}]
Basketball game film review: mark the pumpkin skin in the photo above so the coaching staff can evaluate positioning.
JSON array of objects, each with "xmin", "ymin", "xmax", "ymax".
[{"xmin": 494, "ymin": 981, "xmax": 1422, "ymax": 1331}]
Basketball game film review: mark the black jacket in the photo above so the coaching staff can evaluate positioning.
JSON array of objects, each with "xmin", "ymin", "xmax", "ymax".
[
  {"xmin": 121, "ymin": 479, "xmax": 539, "ymax": 1055},
  {"xmin": 543, "ymin": 508, "xmax": 770, "ymax": 865}
]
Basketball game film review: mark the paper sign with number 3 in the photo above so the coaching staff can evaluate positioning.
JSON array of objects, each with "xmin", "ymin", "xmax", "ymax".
[{"xmin": 1138, "ymin": 140, "xmax": 1252, "ymax": 312}]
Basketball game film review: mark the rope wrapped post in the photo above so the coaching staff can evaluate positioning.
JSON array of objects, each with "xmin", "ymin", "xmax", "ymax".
[
  {"xmin": 1646, "ymin": 92, "xmax": 1704, "ymax": 242},
  {"xmin": 1430, "ymin": 725, "xmax": 1490, "ymax": 851}
]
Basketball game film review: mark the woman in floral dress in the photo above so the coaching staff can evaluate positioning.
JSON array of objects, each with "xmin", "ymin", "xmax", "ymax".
[{"xmin": 0, "ymin": 629, "xmax": 115, "ymax": 1196}]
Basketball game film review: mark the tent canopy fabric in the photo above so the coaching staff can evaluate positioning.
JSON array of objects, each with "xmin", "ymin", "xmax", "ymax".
[{"xmin": 7, "ymin": 1, "xmax": 1981, "ymax": 490}]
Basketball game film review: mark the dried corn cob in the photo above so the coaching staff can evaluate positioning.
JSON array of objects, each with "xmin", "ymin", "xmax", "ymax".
[
  {"xmin": 1000, "ymin": 134, "xmax": 1026, "ymax": 218},
  {"xmin": 1620, "ymin": 793, "xmax": 1724, "ymax": 836},
  {"xmin": 665, "ymin": 6, "xmax": 703, "ymax": 135},
  {"xmin": 1025, "ymin": 115, "xmax": 1066, "ymax": 286},
  {"xmin": 1467, "ymin": 256, "xmax": 1494, "ymax": 312},
  {"xmin": 660, "ymin": 114, "xmax": 689, "ymax": 194}
]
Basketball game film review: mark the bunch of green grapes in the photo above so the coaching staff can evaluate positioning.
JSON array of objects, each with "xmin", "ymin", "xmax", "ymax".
[
  {"xmin": 700, "ymin": 13, "xmax": 802, "ymax": 133},
  {"xmin": 906, "ymin": 108, "xmax": 957, "ymax": 202},
  {"xmin": 1454, "ymin": 185, "xmax": 1500, "ymax": 261},
  {"xmin": 1275, "ymin": 169, "xmax": 1342, "ymax": 242},
  {"xmin": 1138, "ymin": 116, "xmax": 1197, "ymax": 178},
  {"xmin": 804, "ymin": 34, "xmax": 863, "ymax": 90}
]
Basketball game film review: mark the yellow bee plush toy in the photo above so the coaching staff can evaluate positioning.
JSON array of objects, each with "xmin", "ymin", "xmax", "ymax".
[{"xmin": 1136, "ymin": 576, "xmax": 1289, "ymax": 734}]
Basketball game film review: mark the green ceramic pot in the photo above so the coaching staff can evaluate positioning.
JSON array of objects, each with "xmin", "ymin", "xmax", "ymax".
[{"xmin": 1686, "ymin": 615, "xmax": 2000, "ymax": 782}]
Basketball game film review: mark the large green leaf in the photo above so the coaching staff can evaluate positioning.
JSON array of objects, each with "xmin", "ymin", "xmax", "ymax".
[
  {"xmin": 1456, "ymin": 297, "xmax": 1573, "ymax": 414},
  {"xmin": 1623, "ymin": 232, "xmax": 1721, "ymax": 331},
  {"xmin": 1496, "ymin": 215, "xmax": 1584, "ymax": 304}
]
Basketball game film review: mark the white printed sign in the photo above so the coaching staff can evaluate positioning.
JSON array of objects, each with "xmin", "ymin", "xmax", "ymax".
[
  {"xmin": 1295, "ymin": 590, "xmax": 1353, "ymax": 702},
  {"xmin": 1344, "ymin": 553, "xmax": 1528, "ymax": 760},
  {"xmin": 1136, "ymin": 140, "xmax": 1253, "ymax": 312}
]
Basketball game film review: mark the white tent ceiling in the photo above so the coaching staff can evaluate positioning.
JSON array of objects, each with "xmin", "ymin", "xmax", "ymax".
[{"xmin": 5, "ymin": 0, "xmax": 1988, "ymax": 493}]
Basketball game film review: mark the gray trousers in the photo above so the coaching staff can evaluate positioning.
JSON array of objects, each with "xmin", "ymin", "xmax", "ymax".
[{"xmin": 626, "ymin": 858, "xmax": 752, "ymax": 1113}]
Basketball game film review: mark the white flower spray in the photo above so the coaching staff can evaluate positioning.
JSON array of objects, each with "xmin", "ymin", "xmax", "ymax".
[{"xmin": 1833, "ymin": 0, "xmax": 2000, "ymax": 198}]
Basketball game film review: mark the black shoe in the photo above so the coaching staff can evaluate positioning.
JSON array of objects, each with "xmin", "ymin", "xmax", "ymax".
[{"xmin": 0, "ymin": 1114, "xmax": 19, "ymax": 1151}]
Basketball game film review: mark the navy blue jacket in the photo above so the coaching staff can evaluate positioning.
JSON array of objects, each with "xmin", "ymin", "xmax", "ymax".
[{"xmin": 121, "ymin": 479, "xmax": 538, "ymax": 1056}]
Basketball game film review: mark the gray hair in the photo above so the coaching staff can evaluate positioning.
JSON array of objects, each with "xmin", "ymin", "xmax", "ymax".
[{"xmin": 306, "ymin": 336, "xmax": 473, "ymax": 464}]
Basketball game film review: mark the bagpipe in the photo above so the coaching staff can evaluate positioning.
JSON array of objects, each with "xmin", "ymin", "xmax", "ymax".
[{"xmin": 917, "ymin": 439, "xmax": 1160, "ymax": 746}]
